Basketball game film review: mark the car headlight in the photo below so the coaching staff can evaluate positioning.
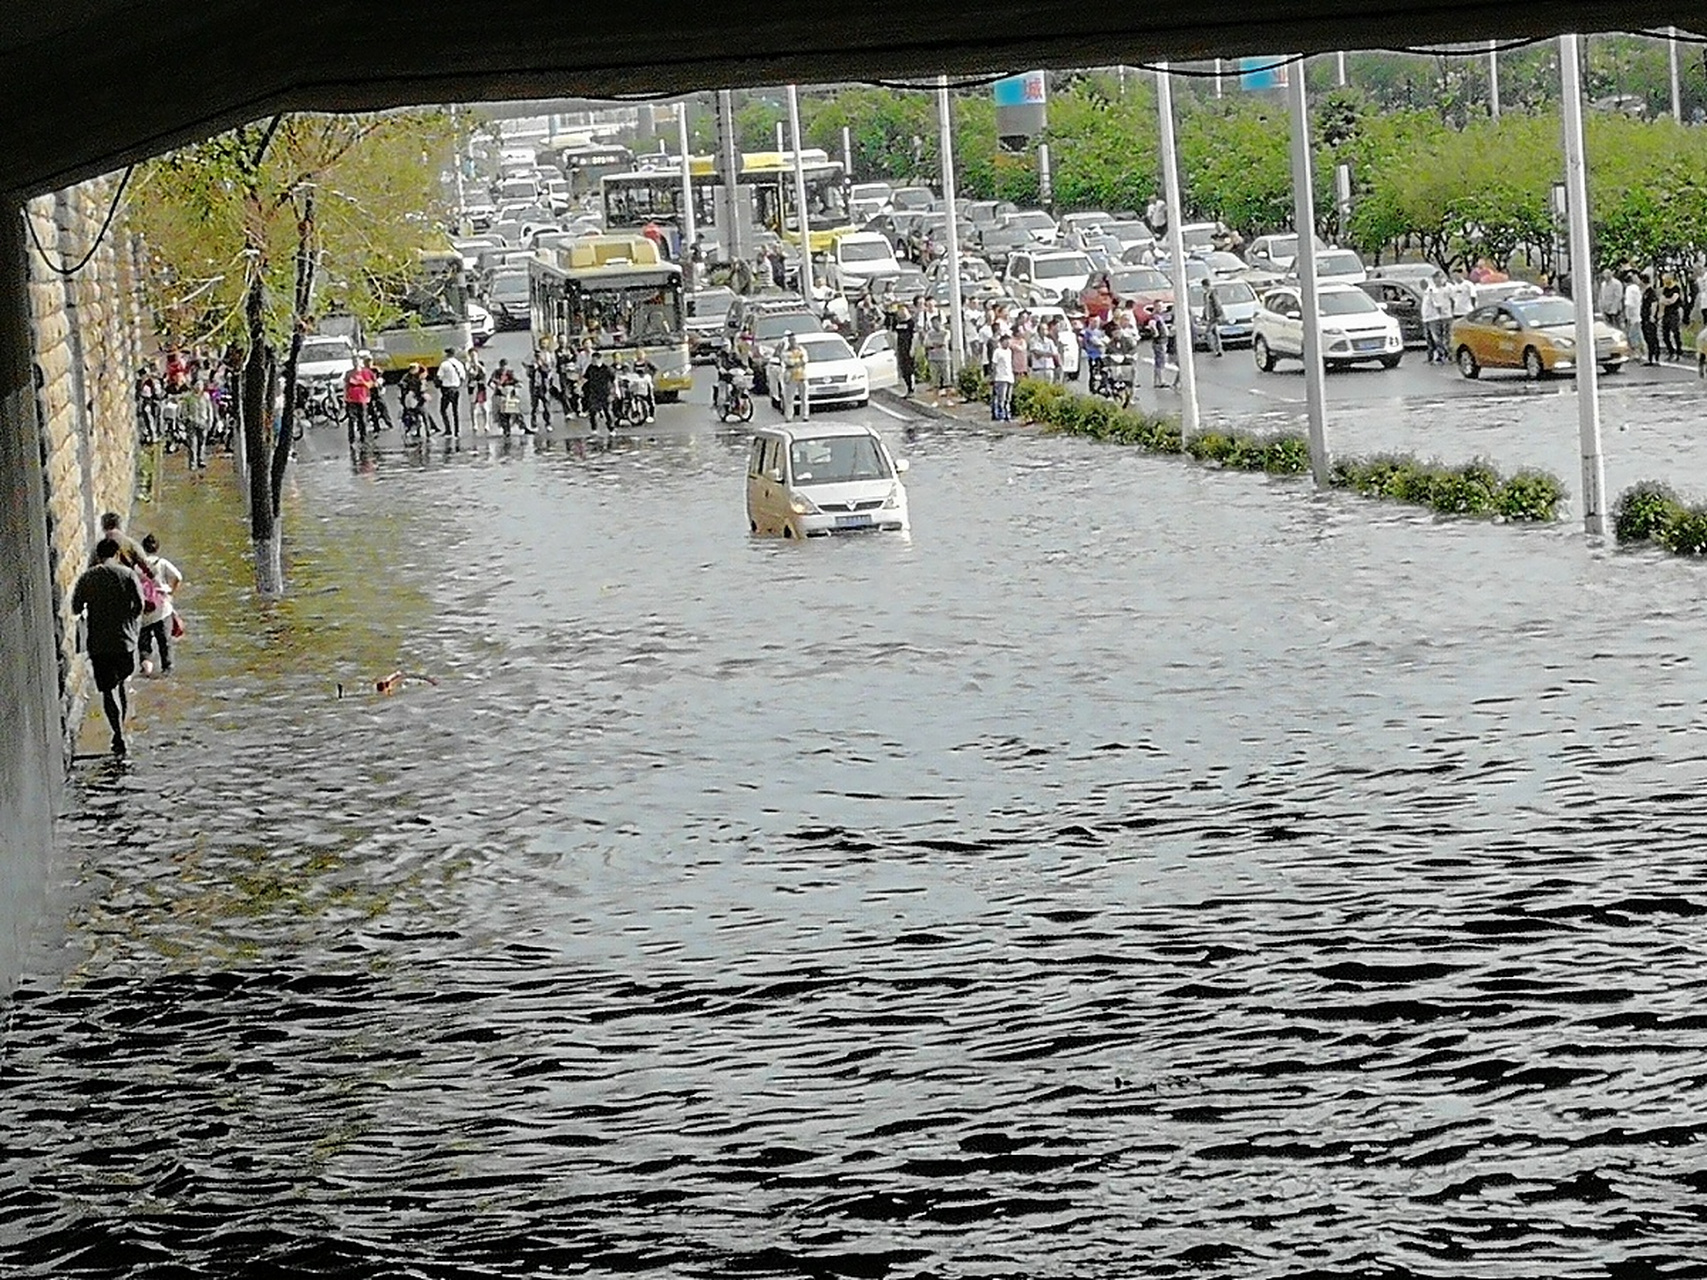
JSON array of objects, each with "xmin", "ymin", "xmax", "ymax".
[
  {"xmin": 882, "ymin": 486, "xmax": 902, "ymax": 510},
  {"xmin": 1551, "ymin": 335, "xmax": 1574, "ymax": 349},
  {"xmin": 789, "ymin": 495, "xmax": 820, "ymax": 516},
  {"xmin": 1321, "ymin": 327, "xmax": 1344, "ymax": 339}
]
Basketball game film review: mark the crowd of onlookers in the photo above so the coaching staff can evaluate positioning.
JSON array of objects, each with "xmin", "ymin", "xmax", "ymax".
[{"xmin": 1595, "ymin": 265, "xmax": 1707, "ymax": 367}]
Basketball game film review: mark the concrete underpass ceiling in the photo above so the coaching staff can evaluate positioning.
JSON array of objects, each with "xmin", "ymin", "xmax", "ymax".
[{"xmin": 0, "ymin": 1, "xmax": 1695, "ymax": 195}]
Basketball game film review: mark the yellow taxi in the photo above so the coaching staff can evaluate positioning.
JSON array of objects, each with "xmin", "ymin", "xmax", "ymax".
[{"xmin": 1450, "ymin": 294, "xmax": 1630, "ymax": 379}]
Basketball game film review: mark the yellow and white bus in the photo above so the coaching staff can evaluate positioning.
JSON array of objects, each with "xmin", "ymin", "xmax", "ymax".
[
  {"xmin": 601, "ymin": 150, "xmax": 857, "ymax": 256},
  {"xmin": 528, "ymin": 235, "xmax": 691, "ymax": 400},
  {"xmin": 371, "ymin": 249, "xmax": 474, "ymax": 376}
]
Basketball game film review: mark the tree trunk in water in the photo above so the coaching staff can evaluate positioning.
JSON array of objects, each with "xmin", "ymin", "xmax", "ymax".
[{"xmin": 242, "ymin": 271, "xmax": 283, "ymax": 596}]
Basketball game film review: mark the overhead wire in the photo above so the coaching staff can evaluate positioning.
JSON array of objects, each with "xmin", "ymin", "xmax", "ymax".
[{"xmin": 24, "ymin": 164, "xmax": 136, "ymax": 277}]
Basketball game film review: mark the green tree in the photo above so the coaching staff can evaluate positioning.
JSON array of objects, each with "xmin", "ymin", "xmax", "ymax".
[{"xmin": 129, "ymin": 110, "xmax": 458, "ymax": 594}]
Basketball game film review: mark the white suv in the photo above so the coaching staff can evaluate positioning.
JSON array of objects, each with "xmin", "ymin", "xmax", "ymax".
[
  {"xmin": 1004, "ymin": 250, "xmax": 1094, "ymax": 308},
  {"xmin": 1253, "ymin": 282, "xmax": 1403, "ymax": 371}
]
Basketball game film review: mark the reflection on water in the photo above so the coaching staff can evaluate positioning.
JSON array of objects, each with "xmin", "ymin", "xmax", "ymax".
[{"xmin": 6, "ymin": 420, "xmax": 1707, "ymax": 1277}]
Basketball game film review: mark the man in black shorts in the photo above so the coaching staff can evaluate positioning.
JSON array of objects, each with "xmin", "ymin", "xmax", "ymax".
[{"xmin": 71, "ymin": 537, "xmax": 145, "ymax": 756}]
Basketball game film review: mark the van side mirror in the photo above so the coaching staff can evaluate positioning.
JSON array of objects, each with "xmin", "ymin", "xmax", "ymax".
[
  {"xmin": 766, "ymin": 468, "xmax": 784, "ymax": 483},
  {"xmin": 895, "ymin": 458, "xmax": 910, "ymax": 473}
]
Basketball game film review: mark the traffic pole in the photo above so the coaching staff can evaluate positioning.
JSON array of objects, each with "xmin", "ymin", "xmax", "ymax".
[
  {"xmin": 1489, "ymin": 40, "xmax": 1501, "ymax": 118},
  {"xmin": 841, "ymin": 125, "xmax": 853, "ymax": 181},
  {"xmin": 676, "ymin": 102, "xmax": 696, "ymax": 271},
  {"xmin": 1155, "ymin": 63, "xmax": 1199, "ymax": 437},
  {"xmin": 787, "ymin": 84, "xmax": 814, "ymax": 306},
  {"xmin": 1286, "ymin": 58, "xmax": 1330, "ymax": 487},
  {"xmin": 1336, "ymin": 51, "xmax": 1347, "ymax": 87},
  {"xmin": 1559, "ymin": 34, "xmax": 1608, "ymax": 537},
  {"xmin": 937, "ymin": 75, "xmax": 967, "ymax": 375}
]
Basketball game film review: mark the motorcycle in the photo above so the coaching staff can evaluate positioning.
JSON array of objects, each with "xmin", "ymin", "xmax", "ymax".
[
  {"xmin": 1089, "ymin": 351, "xmax": 1135, "ymax": 407},
  {"xmin": 494, "ymin": 383, "xmax": 523, "ymax": 436},
  {"xmin": 712, "ymin": 366, "xmax": 754, "ymax": 424}
]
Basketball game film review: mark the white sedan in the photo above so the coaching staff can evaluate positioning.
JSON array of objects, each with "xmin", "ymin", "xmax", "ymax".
[{"xmin": 764, "ymin": 332, "xmax": 899, "ymax": 410}]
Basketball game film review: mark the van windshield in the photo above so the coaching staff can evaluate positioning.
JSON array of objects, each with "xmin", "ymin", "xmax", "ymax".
[{"xmin": 790, "ymin": 434, "xmax": 893, "ymax": 486}]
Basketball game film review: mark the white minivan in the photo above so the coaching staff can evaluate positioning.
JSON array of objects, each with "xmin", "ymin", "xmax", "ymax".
[{"xmin": 746, "ymin": 423, "xmax": 910, "ymax": 538}]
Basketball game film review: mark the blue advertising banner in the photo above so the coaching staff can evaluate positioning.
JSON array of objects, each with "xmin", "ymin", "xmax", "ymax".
[{"xmin": 1239, "ymin": 57, "xmax": 1289, "ymax": 91}]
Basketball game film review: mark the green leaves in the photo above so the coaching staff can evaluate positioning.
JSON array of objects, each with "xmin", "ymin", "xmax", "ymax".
[{"xmin": 130, "ymin": 111, "xmax": 459, "ymax": 349}]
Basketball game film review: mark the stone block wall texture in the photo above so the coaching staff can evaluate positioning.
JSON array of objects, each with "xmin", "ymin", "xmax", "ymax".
[
  {"xmin": 26, "ymin": 181, "xmax": 142, "ymax": 752},
  {"xmin": 2, "ymin": 179, "xmax": 147, "ymax": 995}
]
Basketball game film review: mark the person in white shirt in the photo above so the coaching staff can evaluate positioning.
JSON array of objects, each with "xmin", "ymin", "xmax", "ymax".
[
  {"xmin": 1447, "ymin": 272, "xmax": 1477, "ymax": 320},
  {"xmin": 1421, "ymin": 273, "xmax": 1451, "ymax": 364},
  {"xmin": 1623, "ymin": 274, "xmax": 1643, "ymax": 337},
  {"xmin": 1059, "ymin": 319, "xmax": 1081, "ymax": 382},
  {"xmin": 1597, "ymin": 270, "xmax": 1625, "ymax": 328},
  {"xmin": 435, "ymin": 347, "xmax": 467, "ymax": 438},
  {"xmin": 136, "ymin": 532, "xmax": 184, "ymax": 676},
  {"xmin": 989, "ymin": 334, "xmax": 1015, "ymax": 421}
]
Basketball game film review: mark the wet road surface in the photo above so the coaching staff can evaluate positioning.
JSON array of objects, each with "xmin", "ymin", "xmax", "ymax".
[{"xmin": 6, "ymin": 367, "xmax": 1707, "ymax": 1277}]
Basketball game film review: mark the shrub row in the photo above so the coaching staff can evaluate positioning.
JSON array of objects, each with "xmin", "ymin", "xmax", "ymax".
[
  {"xmin": 1330, "ymin": 454, "xmax": 1564, "ymax": 522},
  {"xmin": 1613, "ymin": 481, "xmax": 1707, "ymax": 554},
  {"xmin": 974, "ymin": 377, "xmax": 1564, "ymax": 522}
]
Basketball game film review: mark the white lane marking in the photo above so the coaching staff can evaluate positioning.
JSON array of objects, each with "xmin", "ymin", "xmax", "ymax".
[{"xmin": 870, "ymin": 401, "xmax": 912, "ymax": 421}]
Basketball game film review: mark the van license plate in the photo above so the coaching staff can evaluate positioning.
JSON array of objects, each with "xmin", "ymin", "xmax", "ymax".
[{"xmin": 835, "ymin": 514, "xmax": 873, "ymax": 529}]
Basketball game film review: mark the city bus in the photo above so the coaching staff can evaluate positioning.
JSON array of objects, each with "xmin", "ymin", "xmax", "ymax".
[
  {"xmin": 371, "ymin": 248, "xmax": 474, "ymax": 376},
  {"xmin": 547, "ymin": 142, "xmax": 636, "ymax": 201},
  {"xmin": 601, "ymin": 150, "xmax": 856, "ymax": 255},
  {"xmin": 528, "ymin": 235, "xmax": 691, "ymax": 400}
]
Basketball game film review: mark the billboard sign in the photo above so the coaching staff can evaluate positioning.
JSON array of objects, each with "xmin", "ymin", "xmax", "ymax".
[
  {"xmin": 1239, "ymin": 57, "xmax": 1289, "ymax": 91},
  {"xmin": 995, "ymin": 71, "xmax": 1047, "ymax": 150}
]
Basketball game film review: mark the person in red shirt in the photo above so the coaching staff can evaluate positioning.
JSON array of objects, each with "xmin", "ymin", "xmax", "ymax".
[
  {"xmin": 342, "ymin": 356, "xmax": 378, "ymax": 444},
  {"xmin": 164, "ymin": 349, "xmax": 189, "ymax": 393}
]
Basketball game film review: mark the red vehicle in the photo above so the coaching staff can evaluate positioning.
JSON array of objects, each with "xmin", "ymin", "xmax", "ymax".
[{"xmin": 1081, "ymin": 265, "xmax": 1173, "ymax": 324}]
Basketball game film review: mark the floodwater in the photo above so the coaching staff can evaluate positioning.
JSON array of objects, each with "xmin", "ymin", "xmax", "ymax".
[{"xmin": 6, "ymin": 409, "xmax": 1707, "ymax": 1278}]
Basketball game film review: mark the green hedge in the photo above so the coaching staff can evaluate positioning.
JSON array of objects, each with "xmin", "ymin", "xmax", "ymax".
[
  {"xmin": 995, "ymin": 377, "xmax": 1564, "ymax": 522},
  {"xmin": 1613, "ymin": 480, "xmax": 1707, "ymax": 554}
]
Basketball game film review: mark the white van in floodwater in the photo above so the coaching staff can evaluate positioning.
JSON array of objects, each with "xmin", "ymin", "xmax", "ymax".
[{"xmin": 746, "ymin": 423, "xmax": 909, "ymax": 539}]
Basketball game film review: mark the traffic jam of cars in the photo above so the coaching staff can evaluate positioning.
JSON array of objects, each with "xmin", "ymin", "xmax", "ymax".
[{"xmin": 716, "ymin": 182, "xmax": 1637, "ymax": 393}]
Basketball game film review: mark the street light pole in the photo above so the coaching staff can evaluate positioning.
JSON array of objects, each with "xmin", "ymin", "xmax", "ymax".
[
  {"xmin": 1489, "ymin": 40, "xmax": 1501, "ymax": 119},
  {"xmin": 1155, "ymin": 63, "xmax": 1199, "ymax": 437},
  {"xmin": 1336, "ymin": 51, "xmax": 1347, "ymax": 87},
  {"xmin": 1286, "ymin": 59, "xmax": 1330, "ymax": 486},
  {"xmin": 786, "ymin": 84, "xmax": 813, "ymax": 306},
  {"xmin": 676, "ymin": 102, "xmax": 696, "ymax": 272},
  {"xmin": 1670, "ymin": 27, "xmax": 1683, "ymax": 123},
  {"xmin": 1559, "ymin": 34, "xmax": 1609, "ymax": 537},
  {"xmin": 937, "ymin": 75, "xmax": 966, "ymax": 374}
]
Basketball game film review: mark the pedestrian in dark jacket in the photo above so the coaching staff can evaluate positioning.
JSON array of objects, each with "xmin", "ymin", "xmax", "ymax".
[{"xmin": 72, "ymin": 537, "xmax": 145, "ymax": 756}]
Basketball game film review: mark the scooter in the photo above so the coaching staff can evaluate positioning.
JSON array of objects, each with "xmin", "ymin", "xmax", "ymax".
[
  {"xmin": 1090, "ymin": 351, "xmax": 1135, "ymax": 407},
  {"xmin": 494, "ymin": 384, "xmax": 523, "ymax": 436},
  {"xmin": 713, "ymin": 366, "xmax": 755, "ymax": 423}
]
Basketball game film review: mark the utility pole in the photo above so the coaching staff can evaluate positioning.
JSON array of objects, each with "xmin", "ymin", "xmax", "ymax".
[
  {"xmin": 938, "ymin": 75, "xmax": 966, "ymax": 373},
  {"xmin": 1559, "ymin": 34, "xmax": 1609, "ymax": 537},
  {"xmin": 1336, "ymin": 51, "xmax": 1347, "ymax": 87},
  {"xmin": 1286, "ymin": 61, "xmax": 1330, "ymax": 486},
  {"xmin": 716, "ymin": 90, "xmax": 744, "ymax": 268},
  {"xmin": 1670, "ymin": 27, "xmax": 1683, "ymax": 123},
  {"xmin": 1489, "ymin": 40, "xmax": 1501, "ymax": 118},
  {"xmin": 1155, "ymin": 63, "xmax": 1199, "ymax": 436},
  {"xmin": 787, "ymin": 85, "xmax": 813, "ymax": 305},
  {"xmin": 676, "ymin": 102, "xmax": 696, "ymax": 271}
]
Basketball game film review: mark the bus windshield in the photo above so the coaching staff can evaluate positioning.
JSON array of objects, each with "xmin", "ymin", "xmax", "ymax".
[{"xmin": 568, "ymin": 279, "xmax": 684, "ymax": 348}]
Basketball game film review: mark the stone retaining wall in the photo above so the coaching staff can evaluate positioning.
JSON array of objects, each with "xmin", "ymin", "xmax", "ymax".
[{"xmin": 25, "ymin": 179, "xmax": 147, "ymax": 756}]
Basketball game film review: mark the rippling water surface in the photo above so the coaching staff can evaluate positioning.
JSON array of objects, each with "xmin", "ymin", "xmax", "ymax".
[{"xmin": 7, "ymin": 417, "xmax": 1707, "ymax": 1278}]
